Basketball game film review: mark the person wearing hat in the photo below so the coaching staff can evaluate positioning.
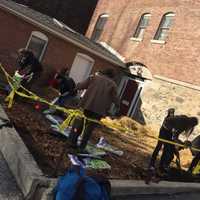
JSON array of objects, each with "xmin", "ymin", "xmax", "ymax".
[{"xmin": 149, "ymin": 108, "xmax": 175, "ymax": 169}]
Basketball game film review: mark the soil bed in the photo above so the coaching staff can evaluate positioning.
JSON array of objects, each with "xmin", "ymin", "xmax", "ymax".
[
  {"xmin": 0, "ymin": 89, "xmax": 151, "ymax": 179},
  {"xmin": 1, "ymin": 89, "xmax": 200, "ymax": 183}
]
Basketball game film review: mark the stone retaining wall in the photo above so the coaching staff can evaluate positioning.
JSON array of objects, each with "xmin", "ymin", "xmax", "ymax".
[{"xmin": 135, "ymin": 77, "xmax": 200, "ymax": 139}]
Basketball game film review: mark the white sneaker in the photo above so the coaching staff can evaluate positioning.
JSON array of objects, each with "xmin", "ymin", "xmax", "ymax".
[
  {"xmin": 43, "ymin": 109, "xmax": 55, "ymax": 115},
  {"xmin": 45, "ymin": 115, "xmax": 59, "ymax": 125},
  {"xmin": 68, "ymin": 154, "xmax": 85, "ymax": 168},
  {"xmin": 96, "ymin": 137, "xmax": 107, "ymax": 148}
]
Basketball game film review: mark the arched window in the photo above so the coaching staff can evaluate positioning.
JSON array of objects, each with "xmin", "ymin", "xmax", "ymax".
[
  {"xmin": 154, "ymin": 12, "xmax": 175, "ymax": 41},
  {"xmin": 26, "ymin": 31, "xmax": 48, "ymax": 61},
  {"xmin": 91, "ymin": 13, "xmax": 109, "ymax": 41},
  {"xmin": 133, "ymin": 13, "xmax": 151, "ymax": 39}
]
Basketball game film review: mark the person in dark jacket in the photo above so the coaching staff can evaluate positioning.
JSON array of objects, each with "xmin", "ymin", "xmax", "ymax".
[
  {"xmin": 16, "ymin": 48, "xmax": 42, "ymax": 88},
  {"xmin": 159, "ymin": 115, "xmax": 198, "ymax": 173},
  {"xmin": 17, "ymin": 48, "xmax": 33, "ymax": 70},
  {"xmin": 69, "ymin": 68, "xmax": 120, "ymax": 151},
  {"xmin": 149, "ymin": 108, "xmax": 175, "ymax": 169},
  {"xmin": 17, "ymin": 48, "xmax": 42, "ymax": 73},
  {"xmin": 5, "ymin": 49, "xmax": 42, "ymax": 93},
  {"xmin": 54, "ymin": 70, "xmax": 77, "ymax": 107}
]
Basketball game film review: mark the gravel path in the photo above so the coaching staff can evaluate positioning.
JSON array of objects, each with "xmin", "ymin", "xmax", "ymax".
[{"xmin": 0, "ymin": 152, "xmax": 23, "ymax": 200}]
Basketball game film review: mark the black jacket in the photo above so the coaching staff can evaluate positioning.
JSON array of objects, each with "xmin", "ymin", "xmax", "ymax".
[
  {"xmin": 59, "ymin": 75, "xmax": 76, "ymax": 96},
  {"xmin": 163, "ymin": 115, "xmax": 195, "ymax": 141},
  {"xmin": 17, "ymin": 51, "xmax": 42, "ymax": 74}
]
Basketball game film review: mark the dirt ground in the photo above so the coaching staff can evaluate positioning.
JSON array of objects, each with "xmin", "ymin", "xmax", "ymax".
[{"xmin": 0, "ymin": 87, "xmax": 198, "ymax": 181}]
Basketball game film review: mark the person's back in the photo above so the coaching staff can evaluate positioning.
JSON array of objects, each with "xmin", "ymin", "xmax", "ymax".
[
  {"xmin": 29, "ymin": 56, "xmax": 42, "ymax": 74},
  {"xmin": 159, "ymin": 115, "xmax": 198, "ymax": 173},
  {"xmin": 17, "ymin": 49, "xmax": 33, "ymax": 69},
  {"xmin": 78, "ymin": 73, "xmax": 118, "ymax": 116},
  {"xmin": 70, "ymin": 68, "xmax": 119, "ymax": 150},
  {"xmin": 59, "ymin": 75, "xmax": 76, "ymax": 96},
  {"xmin": 164, "ymin": 115, "xmax": 198, "ymax": 138}
]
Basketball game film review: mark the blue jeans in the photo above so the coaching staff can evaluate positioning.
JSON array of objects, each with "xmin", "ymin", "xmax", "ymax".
[
  {"xmin": 55, "ymin": 93, "xmax": 73, "ymax": 107},
  {"xmin": 4, "ymin": 84, "xmax": 12, "ymax": 94}
]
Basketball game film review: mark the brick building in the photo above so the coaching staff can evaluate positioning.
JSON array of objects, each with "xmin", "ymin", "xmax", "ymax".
[
  {"xmin": 2, "ymin": 0, "xmax": 200, "ymax": 132},
  {"xmin": 86, "ymin": 0, "xmax": 200, "ymax": 132},
  {"xmin": 0, "ymin": 0, "xmax": 126, "ymax": 101}
]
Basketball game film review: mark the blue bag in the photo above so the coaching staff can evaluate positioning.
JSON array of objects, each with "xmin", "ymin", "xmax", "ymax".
[{"xmin": 54, "ymin": 166, "xmax": 111, "ymax": 200}]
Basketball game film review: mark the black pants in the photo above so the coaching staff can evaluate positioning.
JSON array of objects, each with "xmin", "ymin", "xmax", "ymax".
[
  {"xmin": 69, "ymin": 110, "xmax": 101, "ymax": 150},
  {"xmin": 159, "ymin": 142, "xmax": 175, "ymax": 171},
  {"xmin": 149, "ymin": 127, "xmax": 170, "ymax": 168},
  {"xmin": 159, "ymin": 130, "xmax": 176, "ymax": 172}
]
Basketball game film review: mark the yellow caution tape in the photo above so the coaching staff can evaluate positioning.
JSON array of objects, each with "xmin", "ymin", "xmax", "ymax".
[
  {"xmin": 1, "ymin": 63, "xmax": 200, "ymax": 164},
  {"xmin": 193, "ymin": 161, "xmax": 200, "ymax": 175}
]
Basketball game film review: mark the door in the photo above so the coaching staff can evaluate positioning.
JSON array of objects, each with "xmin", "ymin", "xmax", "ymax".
[
  {"xmin": 119, "ymin": 79, "xmax": 138, "ymax": 116},
  {"xmin": 69, "ymin": 53, "xmax": 94, "ymax": 83}
]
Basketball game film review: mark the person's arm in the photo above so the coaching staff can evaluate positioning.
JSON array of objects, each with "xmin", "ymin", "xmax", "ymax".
[
  {"xmin": 172, "ymin": 129, "xmax": 179, "ymax": 142},
  {"xmin": 76, "ymin": 75, "xmax": 93, "ymax": 90},
  {"xmin": 172, "ymin": 129, "xmax": 192, "ymax": 150},
  {"xmin": 185, "ymin": 127, "xmax": 194, "ymax": 137},
  {"xmin": 172, "ymin": 130, "xmax": 185, "ymax": 145},
  {"xmin": 111, "ymin": 85, "xmax": 120, "ymax": 108}
]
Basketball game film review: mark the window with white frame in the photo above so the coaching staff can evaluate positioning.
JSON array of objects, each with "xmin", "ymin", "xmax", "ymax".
[
  {"xmin": 91, "ymin": 13, "xmax": 109, "ymax": 41},
  {"xmin": 154, "ymin": 12, "xmax": 175, "ymax": 41},
  {"xmin": 26, "ymin": 31, "xmax": 48, "ymax": 61},
  {"xmin": 133, "ymin": 13, "xmax": 151, "ymax": 39}
]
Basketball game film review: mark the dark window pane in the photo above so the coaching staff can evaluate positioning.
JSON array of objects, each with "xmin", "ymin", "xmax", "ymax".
[
  {"xmin": 158, "ymin": 29, "xmax": 168, "ymax": 40},
  {"xmin": 91, "ymin": 14, "xmax": 108, "ymax": 41},
  {"xmin": 27, "ymin": 36, "xmax": 46, "ymax": 59},
  {"xmin": 162, "ymin": 16, "xmax": 173, "ymax": 28},
  {"xmin": 133, "ymin": 14, "xmax": 151, "ymax": 39},
  {"xmin": 135, "ymin": 28, "xmax": 145, "ymax": 39},
  {"xmin": 96, "ymin": 17, "xmax": 107, "ymax": 30},
  {"xmin": 140, "ymin": 15, "xmax": 150, "ymax": 27},
  {"xmin": 154, "ymin": 13, "xmax": 175, "ymax": 41}
]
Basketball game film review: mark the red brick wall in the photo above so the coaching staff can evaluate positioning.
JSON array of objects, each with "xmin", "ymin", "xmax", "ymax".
[
  {"xmin": 0, "ymin": 8, "xmax": 118, "ymax": 83},
  {"xmin": 86, "ymin": 0, "xmax": 200, "ymax": 85}
]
